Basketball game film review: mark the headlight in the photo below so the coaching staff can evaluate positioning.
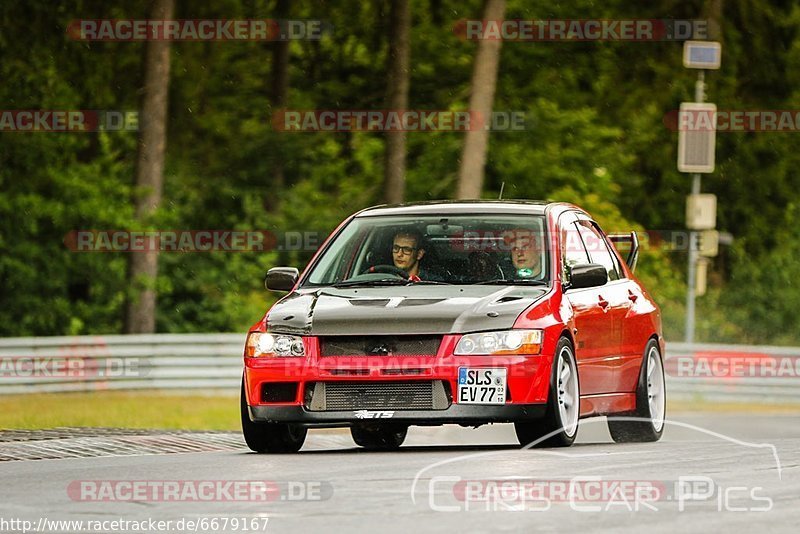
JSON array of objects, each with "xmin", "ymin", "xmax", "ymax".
[
  {"xmin": 455, "ymin": 329, "xmax": 543, "ymax": 355},
  {"xmin": 245, "ymin": 332, "xmax": 306, "ymax": 357}
]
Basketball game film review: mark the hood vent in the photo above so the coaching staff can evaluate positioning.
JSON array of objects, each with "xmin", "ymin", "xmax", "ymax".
[
  {"xmin": 397, "ymin": 298, "xmax": 446, "ymax": 307},
  {"xmin": 494, "ymin": 295, "xmax": 523, "ymax": 304}
]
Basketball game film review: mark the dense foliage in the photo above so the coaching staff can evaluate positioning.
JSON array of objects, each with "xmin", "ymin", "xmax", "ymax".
[{"xmin": 1, "ymin": 0, "xmax": 799, "ymax": 343}]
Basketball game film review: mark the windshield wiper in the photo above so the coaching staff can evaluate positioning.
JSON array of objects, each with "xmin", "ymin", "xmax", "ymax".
[
  {"xmin": 332, "ymin": 278, "xmax": 409, "ymax": 288},
  {"xmin": 333, "ymin": 278, "xmax": 454, "ymax": 288},
  {"xmin": 471, "ymin": 279, "xmax": 549, "ymax": 286}
]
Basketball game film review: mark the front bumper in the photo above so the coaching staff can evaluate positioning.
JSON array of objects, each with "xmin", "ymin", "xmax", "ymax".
[
  {"xmin": 244, "ymin": 333, "xmax": 558, "ymax": 427},
  {"xmin": 249, "ymin": 403, "xmax": 547, "ymax": 427}
]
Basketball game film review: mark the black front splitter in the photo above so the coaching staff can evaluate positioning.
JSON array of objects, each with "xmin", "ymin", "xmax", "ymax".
[{"xmin": 248, "ymin": 403, "xmax": 546, "ymax": 427}]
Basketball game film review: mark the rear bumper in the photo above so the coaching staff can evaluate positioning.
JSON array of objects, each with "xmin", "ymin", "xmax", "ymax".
[{"xmin": 248, "ymin": 403, "xmax": 547, "ymax": 427}]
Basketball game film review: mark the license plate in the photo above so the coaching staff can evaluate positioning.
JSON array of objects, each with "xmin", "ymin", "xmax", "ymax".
[{"xmin": 457, "ymin": 367, "xmax": 507, "ymax": 405}]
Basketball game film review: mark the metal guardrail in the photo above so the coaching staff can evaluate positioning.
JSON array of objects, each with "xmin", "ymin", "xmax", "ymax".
[
  {"xmin": 665, "ymin": 342, "xmax": 800, "ymax": 403},
  {"xmin": 0, "ymin": 335, "xmax": 797, "ymax": 403},
  {"xmin": 0, "ymin": 334, "xmax": 244, "ymax": 394}
]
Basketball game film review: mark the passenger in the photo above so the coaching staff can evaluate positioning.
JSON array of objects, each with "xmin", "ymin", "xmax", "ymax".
[{"xmin": 504, "ymin": 229, "xmax": 545, "ymax": 279}]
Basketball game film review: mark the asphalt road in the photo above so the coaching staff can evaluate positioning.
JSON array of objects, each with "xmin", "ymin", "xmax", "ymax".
[{"xmin": 1, "ymin": 413, "xmax": 798, "ymax": 533}]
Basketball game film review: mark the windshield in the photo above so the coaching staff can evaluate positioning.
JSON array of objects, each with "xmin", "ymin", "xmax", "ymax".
[{"xmin": 303, "ymin": 214, "xmax": 548, "ymax": 287}]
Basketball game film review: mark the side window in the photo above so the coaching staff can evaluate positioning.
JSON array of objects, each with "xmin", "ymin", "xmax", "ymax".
[
  {"xmin": 576, "ymin": 220, "xmax": 621, "ymax": 282},
  {"xmin": 559, "ymin": 211, "xmax": 590, "ymax": 283}
]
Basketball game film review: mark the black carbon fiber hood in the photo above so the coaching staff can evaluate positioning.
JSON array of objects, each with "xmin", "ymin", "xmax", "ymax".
[{"xmin": 265, "ymin": 285, "xmax": 548, "ymax": 335}]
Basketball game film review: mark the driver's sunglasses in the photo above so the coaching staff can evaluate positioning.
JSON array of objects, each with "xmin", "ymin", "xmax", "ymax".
[{"xmin": 392, "ymin": 244, "xmax": 417, "ymax": 255}]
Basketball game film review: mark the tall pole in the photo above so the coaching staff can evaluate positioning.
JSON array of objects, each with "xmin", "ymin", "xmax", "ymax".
[{"xmin": 685, "ymin": 70, "xmax": 705, "ymax": 344}]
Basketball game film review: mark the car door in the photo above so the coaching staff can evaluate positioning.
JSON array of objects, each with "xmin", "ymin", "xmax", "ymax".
[
  {"xmin": 559, "ymin": 211, "xmax": 616, "ymax": 395},
  {"xmin": 574, "ymin": 216, "xmax": 631, "ymax": 393}
]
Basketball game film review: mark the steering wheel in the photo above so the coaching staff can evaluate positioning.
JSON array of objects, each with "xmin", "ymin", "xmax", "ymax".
[
  {"xmin": 467, "ymin": 252, "xmax": 506, "ymax": 281},
  {"xmin": 366, "ymin": 264, "xmax": 409, "ymax": 278}
]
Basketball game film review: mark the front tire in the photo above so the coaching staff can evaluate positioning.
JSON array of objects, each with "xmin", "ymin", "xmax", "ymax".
[
  {"xmin": 515, "ymin": 336, "xmax": 580, "ymax": 448},
  {"xmin": 240, "ymin": 380, "xmax": 307, "ymax": 453},
  {"xmin": 351, "ymin": 425, "xmax": 408, "ymax": 451},
  {"xmin": 607, "ymin": 338, "xmax": 666, "ymax": 443}
]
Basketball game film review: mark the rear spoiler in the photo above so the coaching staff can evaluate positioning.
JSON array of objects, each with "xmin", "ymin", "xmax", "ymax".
[{"xmin": 607, "ymin": 232, "xmax": 639, "ymax": 273}]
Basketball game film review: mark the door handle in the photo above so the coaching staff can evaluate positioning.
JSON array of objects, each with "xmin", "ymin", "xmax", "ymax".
[
  {"xmin": 627, "ymin": 290, "xmax": 638, "ymax": 303},
  {"xmin": 597, "ymin": 296, "xmax": 609, "ymax": 310}
]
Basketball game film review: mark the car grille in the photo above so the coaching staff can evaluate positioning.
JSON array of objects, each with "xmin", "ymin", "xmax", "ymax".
[
  {"xmin": 319, "ymin": 335, "xmax": 442, "ymax": 357},
  {"xmin": 305, "ymin": 380, "xmax": 450, "ymax": 411}
]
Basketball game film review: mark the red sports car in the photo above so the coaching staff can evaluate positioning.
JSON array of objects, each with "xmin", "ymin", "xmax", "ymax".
[{"xmin": 241, "ymin": 201, "xmax": 666, "ymax": 452}]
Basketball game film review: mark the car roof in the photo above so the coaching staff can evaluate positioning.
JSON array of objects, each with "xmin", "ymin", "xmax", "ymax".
[{"xmin": 355, "ymin": 200, "xmax": 571, "ymax": 218}]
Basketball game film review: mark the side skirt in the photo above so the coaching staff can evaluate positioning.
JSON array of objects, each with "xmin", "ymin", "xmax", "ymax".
[{"xmin": 579, "ymin": 392, "xmax": 636, "ymax": 418}]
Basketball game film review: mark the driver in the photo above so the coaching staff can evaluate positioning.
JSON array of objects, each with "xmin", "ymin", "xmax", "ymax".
[{"xmin": 392, "ymin": 230, "xmax": 425, "ymax": 277}]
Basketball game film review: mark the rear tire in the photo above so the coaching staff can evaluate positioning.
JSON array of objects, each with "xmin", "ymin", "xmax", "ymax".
[
  {"xmin": 351, "ymin": 425, "xmax": 408, "ymax": 451},
  {"xmin": 515, "ymin": 336, "xmax": 580, "ymax": 448},
  {"xmin": 240, "ymin": 380, "xmax": 307, "ymax": 453},
  {"xmin": 607, "ymin": 338, "xmax": 665, "ymax": 443}
]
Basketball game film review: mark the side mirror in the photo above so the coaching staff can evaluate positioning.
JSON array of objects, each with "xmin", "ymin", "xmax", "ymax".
[
  {"xmin": 568, "ymin": 263, "xmax": 608, "ymax": 290},
  {"xmin": 265, "ymin": 267, "xmax": 299, "ymax": 292}
]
